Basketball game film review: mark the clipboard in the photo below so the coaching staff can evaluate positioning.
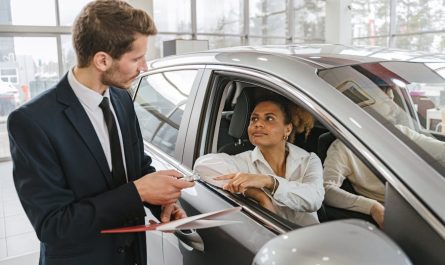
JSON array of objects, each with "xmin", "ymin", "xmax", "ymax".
[{"xmin": 101, "ymin": 206, "xmax": 242, "ymax": 234}]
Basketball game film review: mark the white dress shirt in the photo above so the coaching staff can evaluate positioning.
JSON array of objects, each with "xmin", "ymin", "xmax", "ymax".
[
  {"xmin": 323, "ymin": 139, "xmax": 384, "ymax": 215},
  {"xmin": 323, "ymin": 124, "xmax": 445, "ymax": 215},
  {"xmin": 68, "ymin": 69, "xmax": 127, "ymax": 178},
  {"xmin": 194, "ymin": 143, "xmax": 324, "ymax": 226}
]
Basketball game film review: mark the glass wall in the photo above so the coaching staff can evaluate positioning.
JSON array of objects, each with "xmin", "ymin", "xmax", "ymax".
[
  {"xmin": 294, "ymin": 0, "xmax": 325, "ymax": 42},
  {"xmin": 351, "ymin": 0, "xmax": 445, "ymax": 53},
  {"xmin": 249, "ymin": 0, "xmax": 287, "ymax": 37},
  {"xmin": 1, "ymin": 0, "xmax": 444, "ymax": 160},
  {"xmin": 0, "ymin": 0, "xmax": 91, "ymax": 160},
  {"xmin": 197, "ymin": 0, "xmax": 243, "ymax": 34},
  {"xmin": 153, "ymin": 0, "xmax": 327, "ymax": 56}
]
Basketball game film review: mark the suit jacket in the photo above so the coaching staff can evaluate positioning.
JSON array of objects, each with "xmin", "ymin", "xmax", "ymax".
[{"xmin": 8, "ymin": 74, "xmax": 159, "ymax": 265}]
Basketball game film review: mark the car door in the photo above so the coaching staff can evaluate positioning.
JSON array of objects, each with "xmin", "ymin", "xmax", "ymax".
[
  {"xmin": 133, "ymin": 66, "xmax": 204, "ymax": 265},
  {"xmin": 134, "ymin": 66, "xmax": 284, "ymax": 265}
]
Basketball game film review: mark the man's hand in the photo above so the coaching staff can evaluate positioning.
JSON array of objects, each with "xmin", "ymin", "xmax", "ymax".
[
  {"xmin": 134, "ymin": 170, "xmax": 194, "ymax": 205},
  {"xmin": 214, "ymin": 173, "xmax": 272, "ymax": 194},
  {"xmin": 160, "ymin": 203, "xmax": 187, "ymax": 223},
  {"xmin": 370, "ymin": 202, "xmax": 385, "ymax": 229}
]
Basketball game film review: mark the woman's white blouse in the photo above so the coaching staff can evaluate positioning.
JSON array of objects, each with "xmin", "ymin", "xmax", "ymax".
[{"xmin": 194, "ymin": 143, "xmax": 324, "ymax": 226}]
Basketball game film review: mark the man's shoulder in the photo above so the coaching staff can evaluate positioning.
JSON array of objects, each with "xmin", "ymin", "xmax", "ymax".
[
  {"xmin": 9, "ymin": 79, "xmax": 68, "ymax": 125},
  {"xmin": 15, "ymin": 87, "xmax": 59, "ymax": 115}
]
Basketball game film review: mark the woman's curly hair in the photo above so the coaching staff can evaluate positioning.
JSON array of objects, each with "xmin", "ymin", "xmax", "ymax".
[{"xmin": 288, "ymin": 105, "xmax": 314, "ymax": 143}]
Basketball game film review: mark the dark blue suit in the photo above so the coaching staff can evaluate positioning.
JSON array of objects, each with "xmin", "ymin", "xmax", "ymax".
[{"xmin": 8, "ymin": 75, "xmax": 159, "ymax": 265}]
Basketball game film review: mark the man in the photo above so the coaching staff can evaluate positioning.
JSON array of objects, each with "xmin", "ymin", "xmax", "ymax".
[{"xmin": 7, "ymin": 1, "xmax": 193, "ymax": 265}]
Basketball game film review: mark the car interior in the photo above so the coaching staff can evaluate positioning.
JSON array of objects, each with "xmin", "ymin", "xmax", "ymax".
[{"xmin": 198, "ymin": 76, "xmax": 383, "ymax": 227}]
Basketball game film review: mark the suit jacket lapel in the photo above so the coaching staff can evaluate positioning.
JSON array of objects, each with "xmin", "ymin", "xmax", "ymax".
[
  {"xmin": 110, "ymin": 89, "xmax": 136, "ymax": 181},
  {"xmin": 56, "ymin": 75, "xmax": 113, "ymax": 188}
]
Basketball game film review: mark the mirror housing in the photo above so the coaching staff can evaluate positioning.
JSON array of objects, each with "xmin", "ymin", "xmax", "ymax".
[{"xmin": 253, "ymin": 220, "xmax": 411, "ymax": 265}]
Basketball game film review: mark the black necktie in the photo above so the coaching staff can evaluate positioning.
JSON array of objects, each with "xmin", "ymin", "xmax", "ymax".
[{"xmin": 99, "ymin": 97, "xmax": 126, "ymax": 187}]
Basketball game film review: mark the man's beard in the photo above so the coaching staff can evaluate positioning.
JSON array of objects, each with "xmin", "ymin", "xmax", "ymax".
[{"xmin": 101, "ymin": 64, "xmax": 130, "ymax": 89}]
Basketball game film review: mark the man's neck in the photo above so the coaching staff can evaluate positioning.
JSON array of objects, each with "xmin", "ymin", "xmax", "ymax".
[{"xmin": 73, "ymin": 66, "xmax": 107, "ymax": 95}]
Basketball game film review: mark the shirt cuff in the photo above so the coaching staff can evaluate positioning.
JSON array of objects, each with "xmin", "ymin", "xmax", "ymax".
[{"xmin": 267, "ymin": 176, "xmax": 288, "ymax": 207}]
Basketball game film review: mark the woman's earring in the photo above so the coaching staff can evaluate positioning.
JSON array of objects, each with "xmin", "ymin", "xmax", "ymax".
[{"xmin": 283, "ymin": 135, "xmax": 288, "ymax": 141}]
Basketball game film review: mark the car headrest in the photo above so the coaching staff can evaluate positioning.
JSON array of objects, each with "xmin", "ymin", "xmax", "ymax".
[
  {"xmin": 228, "ymin": 89, "xmax": 253, "ymax": 139},
  {"xmin": 318, "ymin": 132, "xmax": 337, "ymax": 163}
]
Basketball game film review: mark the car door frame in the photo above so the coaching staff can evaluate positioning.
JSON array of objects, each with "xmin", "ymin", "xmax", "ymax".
[{"xmin": 183, "ymin": 64, "xmax": 445, "ymax": 263}]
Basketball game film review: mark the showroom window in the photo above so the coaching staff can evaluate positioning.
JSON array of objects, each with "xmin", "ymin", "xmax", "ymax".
[
  {"xmin": 249, "ymin": 0, "xmax": 287, "ymax": 38},
  {"xmin": 293, "ymin": 0, "xmax": 325, "ymax": 43},
  {"xmin": 134, "ymin": 70, "xmax": 197, "ymax": 156},
  {"xmin": 351, "ymin": 0, "xmax": 445, "ymax": 53},
  {"xmin": 0, "ymin": 0, "xmax": 92, "ymax": 160}
]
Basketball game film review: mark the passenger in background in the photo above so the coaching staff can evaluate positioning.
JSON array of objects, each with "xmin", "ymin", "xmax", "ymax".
[
  {"xmin": 323, "ymin": 86, "xmax": 445, "ymax": 229},
  {"xmin": 194, "ymin": 96, "xmax": 324, "ymax": 226},
  {"xmin": 323, "ymin": 140, "xmax": 386, "ymax": 228}
]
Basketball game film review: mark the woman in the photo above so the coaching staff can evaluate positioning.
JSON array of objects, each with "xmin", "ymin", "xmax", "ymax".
[{"xmin": 194, "ymin": 95, "xmax": 324, "ymax": 225}]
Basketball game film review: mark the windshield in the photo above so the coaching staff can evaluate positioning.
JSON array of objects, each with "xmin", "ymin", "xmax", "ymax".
[{"xmin": 318, "ymin": 61, "xmax": 445, "ymax": 174}]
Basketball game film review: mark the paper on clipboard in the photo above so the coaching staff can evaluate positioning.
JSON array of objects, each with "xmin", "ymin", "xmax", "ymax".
[{"xmin": 101, "ymin": 206, "xmax": 242, "ymax": 234}]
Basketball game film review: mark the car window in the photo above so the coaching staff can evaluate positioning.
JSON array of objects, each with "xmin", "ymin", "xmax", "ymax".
[
  {"xmin": 134, "ymin": 70, "xmax": 197, "ymax": 156},
  {"xmin": 318, "ymin": 62, "xmax": 445, "ymax": 176},
  {"xmin": 194, "ymin": 79, "xmax": 325, "ymax": 228}
]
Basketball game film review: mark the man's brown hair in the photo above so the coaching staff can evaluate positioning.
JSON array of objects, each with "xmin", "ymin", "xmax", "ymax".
[{"xmin": 72, "ymin": 0, "xmax": 157, "ymax": 67}]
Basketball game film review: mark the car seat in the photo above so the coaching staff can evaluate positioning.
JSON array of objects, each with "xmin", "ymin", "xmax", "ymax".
[{"xmin": 218, "ymin": 88, "xmax": 255, "ymax": 155}]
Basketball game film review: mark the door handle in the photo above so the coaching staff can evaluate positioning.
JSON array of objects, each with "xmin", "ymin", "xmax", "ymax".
[{"xmin": 175, "ymin": 229, "xmax": 204, "ymax": 252}]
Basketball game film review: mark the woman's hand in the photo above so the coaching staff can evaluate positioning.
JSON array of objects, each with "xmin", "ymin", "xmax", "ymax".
[
  {"xmin": 245, "ymin": 188, "xmax": 277, "ymax": 213},
  {"xmin": 214, "ymin": 173, "xmax": 273, "ymax": 194},
  {"xmin": 370, "ymin": 202, "xmax": 385, "ymax": 229}
]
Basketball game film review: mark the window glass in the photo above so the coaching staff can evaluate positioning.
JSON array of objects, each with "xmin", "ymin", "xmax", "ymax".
[
  {"xmin": 394, "ymin": 33, "xmax": 445, "ymax": 54},
  {"xmin": 249, "ymin": 0, "xmax": 286, "ymax": 37},
  {"xmin": 195, "ymin": 81, "xmax": 323, "ymax": 227},
  {"xmin": 351, "ymin": 0, "xmax": 389, "ymax": 38},
  {"xmin": 61, "ymin": 34, "xmax": 76, "ymax": 74},
  {"xmin": 134, "ymin": 70, "xmax": 197, "ymax": 156},
  {"xmin": 294, "ymin": 0, "xmax": 325, "ymax": 41},
  {"xmin": 248, "ymin": 37, "xmax": 286, "ymax": 46},
  {"xmin": 148, "ymin": 34, "xmax": 193, "ymax": 60},
  {"xmin": 396, "ymin": 0, "xmax": 444, "ymax": 34},
  {"xmin": 352, "ymin": 37, "xmax": 389, "ymax": 48},
  {"xmin": 58, "ymin": 0, "xmax": 92, "ymax": 26},
  {"xmin": 196, "ymin": 0, "xmax": 243, "ymax": 34},
  {"xmin": 318, "ymin": 62, "xmax": 445, "ymax": 175},
  {"xmin": 0, "ymin": 37, "xmax": 58, "ymax": 159},
  {"xmin": 153, "ymin": 0, "xmax": 191, "ymax": 32},
  {"xmin": 197, "ymin": 35, "xmax": 242, "ymax": 50},
  {"xmin": 1, "ymin": 0, "xmax": 56, "ymax": 26}
]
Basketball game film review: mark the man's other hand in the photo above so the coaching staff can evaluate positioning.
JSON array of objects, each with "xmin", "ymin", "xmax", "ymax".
[{"xmin": 160, "ymin": 203, "xmax": 187, "ymax": 223}]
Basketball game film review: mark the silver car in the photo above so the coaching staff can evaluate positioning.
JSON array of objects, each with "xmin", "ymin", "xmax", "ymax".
[{"xmin": 131, "ymin": 44, "xmax": 445, "ymax": 265}]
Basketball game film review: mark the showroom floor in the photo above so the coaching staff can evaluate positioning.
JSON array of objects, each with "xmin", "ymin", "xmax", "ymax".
[{"xmin": 0, "ymin": 160, "xmax": 39, "ymax": 264}]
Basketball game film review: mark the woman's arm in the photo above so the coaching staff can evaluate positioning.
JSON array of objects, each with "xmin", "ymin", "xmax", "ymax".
[
  {"xmin": 323, "ymin": 140, "xmax": 378, "ymax": 214},
  {"xmin": 272, "ymin": 153, "xmax": 324, "ymax": 212}
]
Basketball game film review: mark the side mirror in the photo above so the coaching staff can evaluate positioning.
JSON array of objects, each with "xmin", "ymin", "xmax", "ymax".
[{"xmin": 253, "ymin": 220, "xmax": 411, "ymax": 265}]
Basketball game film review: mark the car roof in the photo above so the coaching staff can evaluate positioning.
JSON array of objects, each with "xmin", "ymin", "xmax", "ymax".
[{"xmin": 148, "ymin": 44, "xmax": 445, "ymax": 71}]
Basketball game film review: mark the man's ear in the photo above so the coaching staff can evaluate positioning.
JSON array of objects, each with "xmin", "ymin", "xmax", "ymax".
[{"xmin": 92, "ymin": 51, "xmax": 112, "ymax": 72}]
